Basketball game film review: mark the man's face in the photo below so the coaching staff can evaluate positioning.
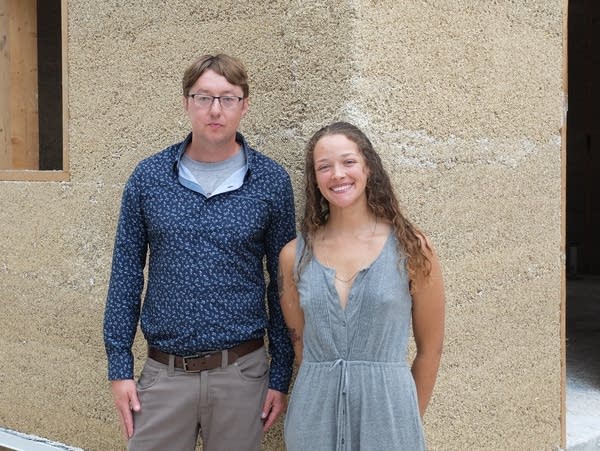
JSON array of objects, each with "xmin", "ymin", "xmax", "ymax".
[{"xmin": 183, "ymin": 69, "xmax": 248, "ymax": 149}]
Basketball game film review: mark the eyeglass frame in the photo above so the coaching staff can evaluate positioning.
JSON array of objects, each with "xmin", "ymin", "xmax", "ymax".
[{"xmin": 187, "ymin": 93, "xmax": 245, "ymax": 109}]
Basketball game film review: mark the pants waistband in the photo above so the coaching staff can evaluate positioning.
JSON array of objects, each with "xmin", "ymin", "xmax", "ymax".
[{"xmin": 148, "ymin": 338, "xmax": 264, "ymax": 373}]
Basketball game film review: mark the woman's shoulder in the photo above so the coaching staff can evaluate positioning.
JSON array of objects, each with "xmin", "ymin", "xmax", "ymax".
[
  {"xmin": 281, "ymin": 237, "xmax": 298, "ymax": 254},
  {"xmin": 280, "ymin": 237, "xmax": 302, "ymax": 263},
  {"xmin": 413, "ymin": 231, "xmax": 434, "ymax": 254}
]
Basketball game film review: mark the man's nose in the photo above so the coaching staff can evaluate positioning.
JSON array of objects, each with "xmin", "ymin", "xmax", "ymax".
[{"xmin": 209, "ymin": 97, "xmax": 222, "ymax": 112}]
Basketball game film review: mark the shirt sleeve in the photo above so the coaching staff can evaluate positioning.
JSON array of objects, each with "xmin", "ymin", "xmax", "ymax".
[
  {"xmin": 103, "ymin": 167, "xmax": 148, "ymax": 380},
  {"xmin": 264, "ymin": 170, "xmax": 296, "ymax": 393}
]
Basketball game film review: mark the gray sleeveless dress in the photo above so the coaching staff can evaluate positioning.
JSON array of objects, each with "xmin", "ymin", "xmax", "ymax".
[{"xmin": 284, "ymin": 234, "xmax": 426, "ymax": 451}]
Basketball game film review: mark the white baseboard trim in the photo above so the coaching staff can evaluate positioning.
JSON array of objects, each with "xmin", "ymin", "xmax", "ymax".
[{"xmin": 0, "ymin": 428, "xmax": 83, "ymax": 451}]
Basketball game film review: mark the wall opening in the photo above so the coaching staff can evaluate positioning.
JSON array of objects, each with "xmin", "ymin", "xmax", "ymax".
[
  {"xmin": 566, "ymin": 0, "xmax": 600, "ymax": 447},
  {"xmin": 0, "ymin": 0, "xmax": 68, "ymax": 181}
]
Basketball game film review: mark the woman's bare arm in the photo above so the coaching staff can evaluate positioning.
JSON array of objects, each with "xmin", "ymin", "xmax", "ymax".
[
  {"xmin": 411, "ymin": 235, "xmax": 445, "ymax": 417},
  {"xmin": 279, "ymin": 239, "xmax": 304, "ymax": 365}
]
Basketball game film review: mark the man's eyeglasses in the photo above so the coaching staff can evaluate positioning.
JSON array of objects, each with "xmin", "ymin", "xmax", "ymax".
[{"xmin": 188, "ymin": 94, "xmax": 244, "ymax": 110}]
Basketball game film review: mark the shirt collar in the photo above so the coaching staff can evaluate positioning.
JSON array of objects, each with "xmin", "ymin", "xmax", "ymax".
[
  {"xmin": 174, "ymin": 132, "xmax": 252, "ymax": 171},
  {"xmin": 174, "ymin": 132, "xmax": 251, "ymax": 196}
]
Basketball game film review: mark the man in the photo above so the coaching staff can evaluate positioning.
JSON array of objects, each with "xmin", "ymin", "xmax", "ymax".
[{"xmin": 103, "ymin": 54, "xmax": 296, "ymax": 451}]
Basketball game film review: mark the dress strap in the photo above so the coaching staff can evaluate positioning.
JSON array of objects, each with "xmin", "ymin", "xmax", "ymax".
[{"xmin": 293, "ymin": 234, "xmax": 308, "ymax": 281}]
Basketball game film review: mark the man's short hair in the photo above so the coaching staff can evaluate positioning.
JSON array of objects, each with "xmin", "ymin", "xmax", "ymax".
[{"xmin": 182, "ymin": 54, "xmax": 249, "ymax": 98}]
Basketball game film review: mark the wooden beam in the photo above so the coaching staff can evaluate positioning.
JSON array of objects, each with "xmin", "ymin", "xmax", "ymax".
[
  {"xmin": 0, "ymin": 169, "xmax": 69, "ymax": 181},
  {"xmin": 61, "ymin": 0, "xmax": 69, "ymax": 176},
  {"xmin": 560, "ymin": 0, "xmax": 567, "ymax": 447},
  {"xmin": 0, "ymin": 0, "xmax": 10, "ymax": 169},
  {"xmin": 0, "ymin": 0, "xmax": 39, "ymax": 170}
]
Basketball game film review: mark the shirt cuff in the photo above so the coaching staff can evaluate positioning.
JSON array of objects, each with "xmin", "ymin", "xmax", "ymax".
[{"xmin": 107, "ymin": 351, "xmax": 134, "ymax": 381}]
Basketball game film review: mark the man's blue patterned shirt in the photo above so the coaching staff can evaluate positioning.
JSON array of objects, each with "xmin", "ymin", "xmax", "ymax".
[{"xmin": 103, "ymin": 132, "xmax": 296, "ymax": 393}]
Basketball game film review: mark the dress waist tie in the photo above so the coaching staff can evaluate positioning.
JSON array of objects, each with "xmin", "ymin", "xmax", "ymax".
[
  {"xmin": 329, "ymin": 358, "xmax": 348, "ymax": 451},
  {"xmin": 325, "ymin": 358, "xmax": 409, "ymax": 450}
]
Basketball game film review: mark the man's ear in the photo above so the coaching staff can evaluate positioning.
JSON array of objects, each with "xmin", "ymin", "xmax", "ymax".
[{"xmin": 241, "ymin": 97, "xmax": 250, "ymax": 117}]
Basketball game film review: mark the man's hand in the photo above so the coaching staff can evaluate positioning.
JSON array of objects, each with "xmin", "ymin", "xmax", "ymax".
[
  {"xmin": 260, "ymin": 389, "xmax": 287, "ymax": 432},
  {"xmin": 111, "ymin": 379, "xmax": 140, "ymax": 439}
]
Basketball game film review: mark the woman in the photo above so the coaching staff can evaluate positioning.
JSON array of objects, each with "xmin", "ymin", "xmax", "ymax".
[{"xmin": 279, "ymin": 122, "xmax": 445, "ymax": 450}]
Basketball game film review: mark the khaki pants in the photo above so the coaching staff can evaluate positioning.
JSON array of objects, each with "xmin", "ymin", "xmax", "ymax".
[{"xmin": 128, "ymin": 346, "xmax": 269, "ymax": 451}]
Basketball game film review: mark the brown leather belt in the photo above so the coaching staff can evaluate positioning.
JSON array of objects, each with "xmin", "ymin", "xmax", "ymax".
[{"xmin": 148, "ymin": 338, "xmax": 263, "ymax": 373}]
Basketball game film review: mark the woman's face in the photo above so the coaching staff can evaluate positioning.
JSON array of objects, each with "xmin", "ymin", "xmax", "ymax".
[{"xmin": 313, "ymin": 133, "xmax": 369, "ymax": 209}]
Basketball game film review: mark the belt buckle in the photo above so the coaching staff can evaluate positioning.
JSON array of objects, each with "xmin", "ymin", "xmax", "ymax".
[
  {"xmin": 182, "ymin": 354, "xmax": 205, "ymax": 372},
  {"xmin": 182, "ymin": 351, "xmax": 216, "ymax": 373}
]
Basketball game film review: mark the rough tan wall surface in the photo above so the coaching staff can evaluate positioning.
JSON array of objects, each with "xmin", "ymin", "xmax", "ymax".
[{"xmin": 0, "ymin": 1, "xmax": 563, "ymax": 450}]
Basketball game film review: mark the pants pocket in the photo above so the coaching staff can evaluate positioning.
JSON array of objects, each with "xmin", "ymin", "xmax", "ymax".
[
  {"xmin": 136, "ymin": 358, "xmax": 164, "ymax": 391},
  {"xmin": 233, "ymin": 347, "xmax": 269, "ymax": 382}
]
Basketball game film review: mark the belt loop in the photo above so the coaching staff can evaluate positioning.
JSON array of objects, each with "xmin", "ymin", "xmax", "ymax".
[
  {"xmin": 168, "ymin": 354, "xmax": 175, "ymax": 376},
  {"xmin": 221, "ymin": 349, "xmax": 228, "ymax": 369}
]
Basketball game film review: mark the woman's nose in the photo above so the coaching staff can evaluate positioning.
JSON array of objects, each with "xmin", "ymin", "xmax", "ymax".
[{"xmin": 332, "ymin": 164, "xmax": 345, "ymax": 178}]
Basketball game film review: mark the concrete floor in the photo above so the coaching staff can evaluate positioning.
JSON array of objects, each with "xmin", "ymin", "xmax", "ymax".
[{"xmin": 567, "ymin": 275, "xmax": 600, "ymax": 450}]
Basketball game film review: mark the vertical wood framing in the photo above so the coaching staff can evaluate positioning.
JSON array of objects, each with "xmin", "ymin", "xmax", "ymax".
[
  {"xmin": 560, "ymin": 0, "xmax": 568, "ymax": 448},
  {"xmin": 61, "ymin": 0, "xmax": 69, "ymax": 176},
  {"xmin": 0, "ymin": 0, "xmax": 10, "ymax": 168},
  {"xmin": 1, "ymin": 0, "xmax": 39, "ymax": 170},
  {"xmin": 0, "ymin": 0, "xmax": 68, "ymax": 180}
]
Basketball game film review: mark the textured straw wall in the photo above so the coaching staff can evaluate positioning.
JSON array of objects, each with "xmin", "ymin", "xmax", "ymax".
[{"xmin": 0, "ymin": 1, "xmax": 563, "ymax": 449}]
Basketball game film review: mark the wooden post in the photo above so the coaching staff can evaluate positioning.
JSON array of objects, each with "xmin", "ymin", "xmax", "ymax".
[
  {"xmin": 0, "ymin": 0, "xmax": 38, "ymax": 170},
  {"xmin": 0, "ymin": 0, "xmax": 9, "ymax": 169},
  {"xmin": 560, "ymin": 0, "xmax": 567, "ymax": 447}
]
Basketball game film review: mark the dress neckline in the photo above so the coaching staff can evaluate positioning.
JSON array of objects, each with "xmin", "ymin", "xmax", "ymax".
[
  {"xmin": 313, "ymin": 232, "xmax": 394, "ymax": 311},
  {"xmin": 313, "ymin": 231, "xmax": 394, "ymax": 274}
]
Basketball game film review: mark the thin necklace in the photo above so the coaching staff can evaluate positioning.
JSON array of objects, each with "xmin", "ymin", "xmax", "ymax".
[
  {"xmin": 324, "ymin": 217, "xmax": 378, "ymax": 284},
  {"xmin": 334, "ymin": 269, "xmax": 361, "ymax": 284}
]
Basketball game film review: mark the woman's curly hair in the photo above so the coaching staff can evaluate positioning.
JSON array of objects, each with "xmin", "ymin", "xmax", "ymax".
[{"xmin": 298, "ymin": 121, "xmax": 431, "ymax": 290}]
